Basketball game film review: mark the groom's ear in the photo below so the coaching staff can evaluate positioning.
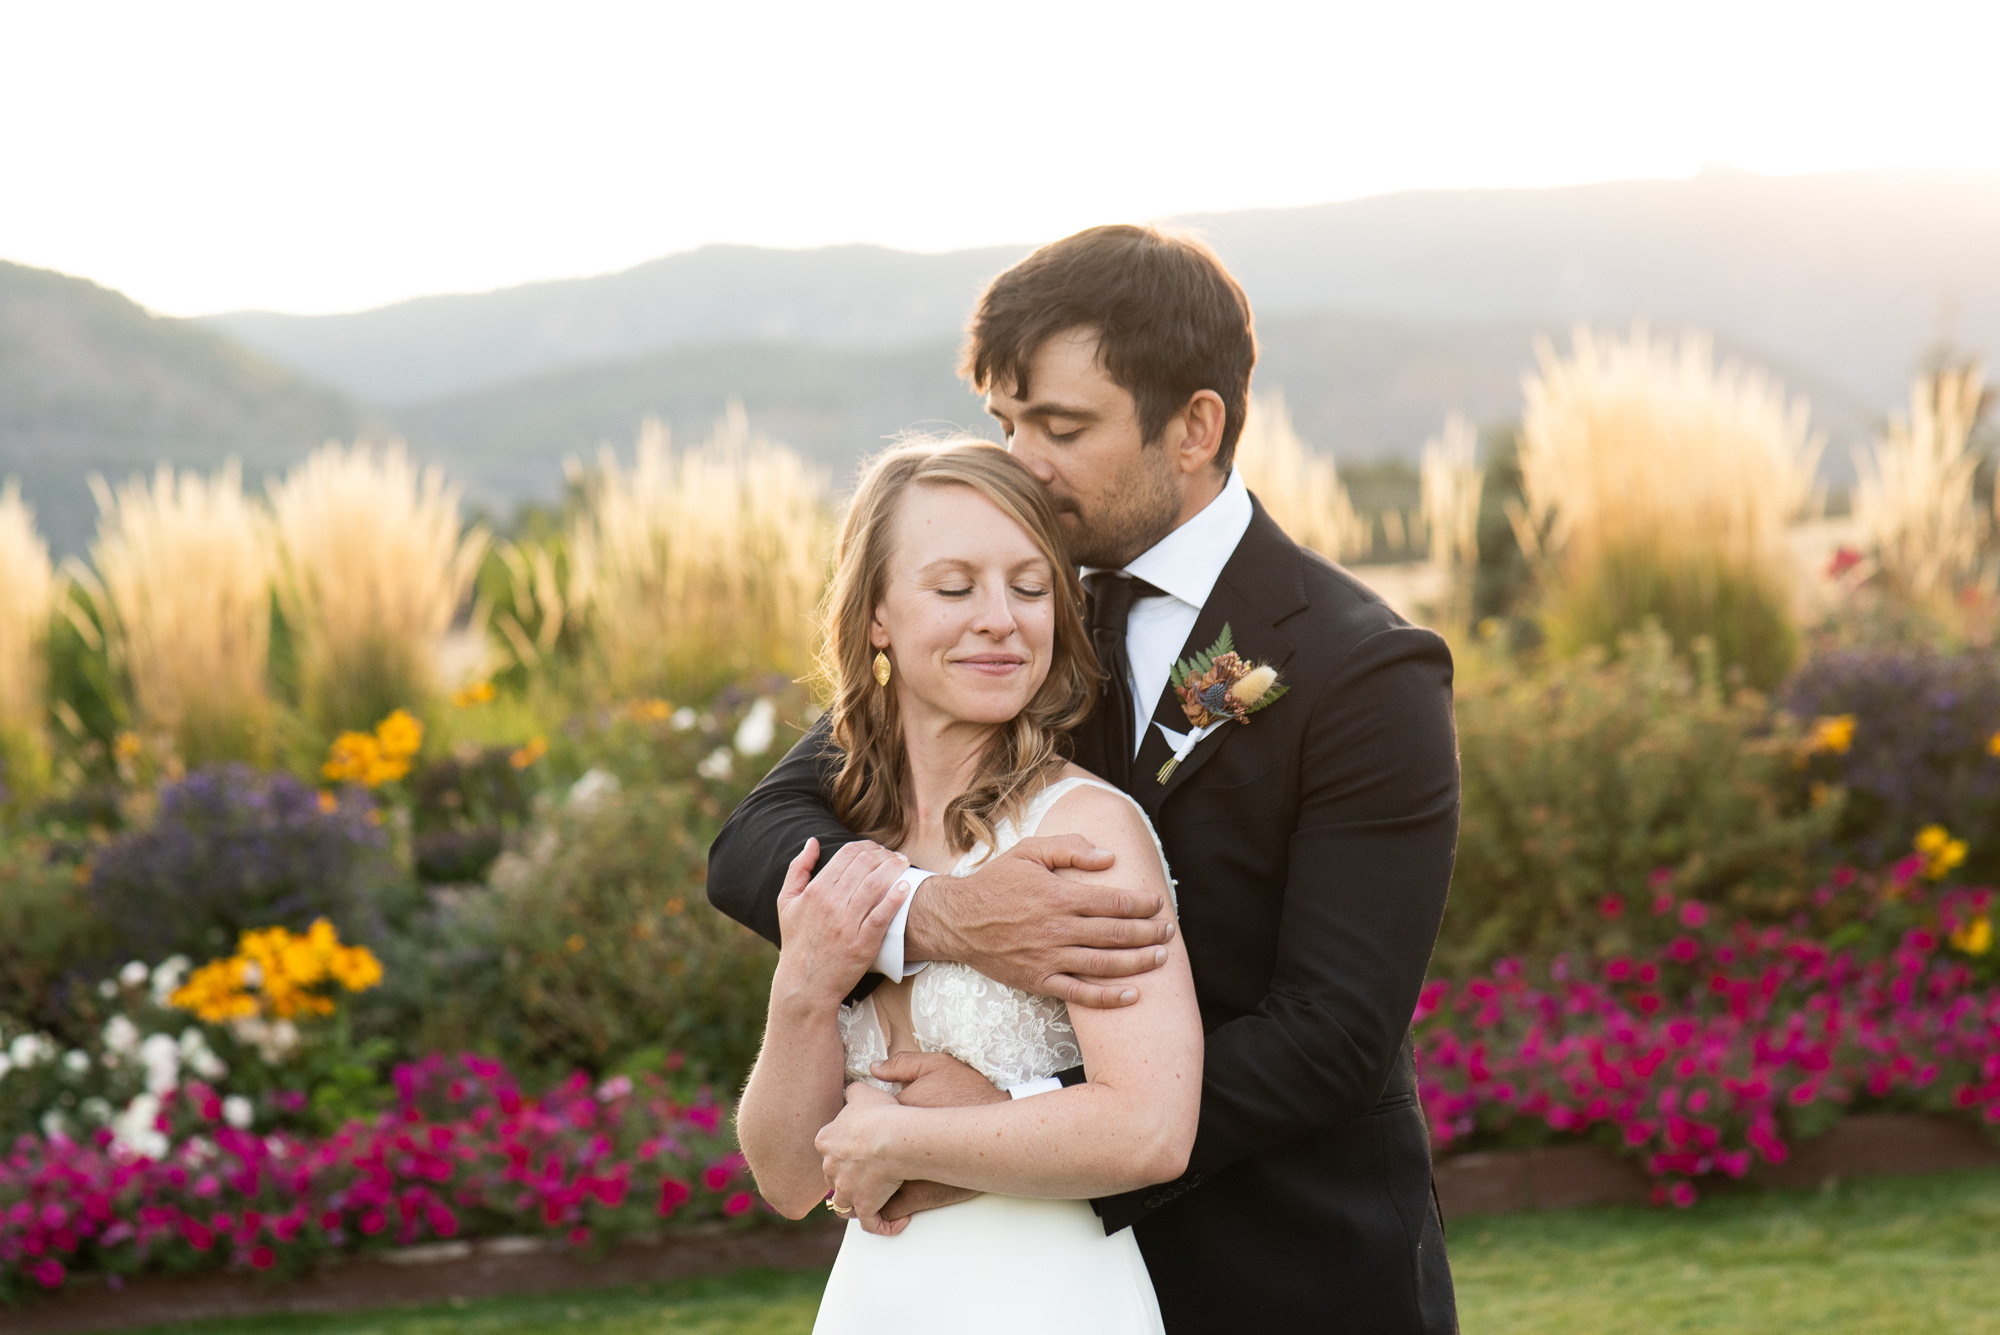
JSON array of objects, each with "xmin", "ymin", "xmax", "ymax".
[{"xmin": 1173, "ymin": 390, "xmax": 1227, "ymax": 477}]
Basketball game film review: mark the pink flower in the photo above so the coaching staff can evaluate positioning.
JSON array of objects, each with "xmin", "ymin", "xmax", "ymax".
[
  {"xmin": 1600, "ymin": 896, "xmax": 1625, "ymax": 920},
  {"xmin": 702, "ymin": 1163, "xmax": 733, "ymax": 1192},
  {"xmin": 1668, "ymin": 1182, "xmax": 1697, "ymax": 1208},
  {"xmin": 657, "ymin": 1179, "xmax": 691, "ymax": 1218},
  {"xmin": 1679, "ymin": 901, "xmax": 1710, "ymax": 929},
  {"xmin": 723, "ymin": 1191, "xmax": 754, "ymax": 1218},
  {"xmin": 250, "ymin": 1246, "xmax": 276, "ymax": 1270}
]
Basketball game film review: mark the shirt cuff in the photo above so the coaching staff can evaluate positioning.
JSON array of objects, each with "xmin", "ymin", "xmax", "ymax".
[
  {"xmin": 1007, "ymin": 1076, "xmax": 1064, "ymax": 1100},
  {"xmin": 870, "ymin": 867, "xmax": 936, "ymax": 981}
]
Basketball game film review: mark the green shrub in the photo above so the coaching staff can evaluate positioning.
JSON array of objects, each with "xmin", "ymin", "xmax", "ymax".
[
  {"xmin": 0, "ymin": 837, "xmax": 115, "ymax": 1040},
  {"xmin": 415, "ymin": 779, "xmax": 775, "ymax": 1087},
  {"xmin": 1442, "ymin": 625, "xmax": 1839, "ymax": 974}
]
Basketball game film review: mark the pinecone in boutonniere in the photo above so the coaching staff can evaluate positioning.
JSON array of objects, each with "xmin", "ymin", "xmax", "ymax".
[{"xmin": 1157, "ymin": 625, "xmax": 1287, "ymax": 782}]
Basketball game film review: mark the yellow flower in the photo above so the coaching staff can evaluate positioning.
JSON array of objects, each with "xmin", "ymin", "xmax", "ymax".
[
  {"xmin": 328, "ymin": 945, "xmax": 383, "ymax": 992},
  {"xmin": 565, "ymin": 934, "xmax": 586, "ymax": 953},
  {"xmin": 113, "ymin": 731, "xmax": 144, "ymax": 762},
  {"xmin": 628, "ymin": 698, "xmax": 672, "ymax": 722},
  {"xmin": 1989, "ymin": 730, "xmax": 2000, "ymax": 758},
  {"xmin": 511, "ymin": 736, "xmax": 548, "ymax": 769},
  {"xmin": 374, "ymin": 709, "xmax": 424, "ymax": 761},
  {"xmin": 1916, "ymin": 825, "xmax": 1969, "ymax": 880},
  {"xmin": 317, "ymin": 789, "xmax": 339, "ymax": 814},
  {"xmin": 1950, "ymin": 916, "xmax": 1993, "ymax": 956},
  {"xmin": 170, "ymin": 958, "xmax": 257, "ymax": 1023},
  {"xmin": 1804, "ymin": 714, "xmax": 1857, "ymax": 757},
  {"xmin": 451, "ymin": 681, "xmax": 497, "ymax": 708},
  {"xmin": 323, "ymin": 731, "xmax": 382, "ymax": 784}
]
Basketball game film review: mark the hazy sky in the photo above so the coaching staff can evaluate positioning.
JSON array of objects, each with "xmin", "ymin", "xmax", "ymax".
[{"xmin": 3, "ymin": 0, "xmax": 1996, "ymax": 317}]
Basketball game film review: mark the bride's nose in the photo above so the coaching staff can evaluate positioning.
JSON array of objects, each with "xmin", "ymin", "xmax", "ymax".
[{"xmin": 969, "ymin": 585, "xmax": 1016, "ymax": 638}]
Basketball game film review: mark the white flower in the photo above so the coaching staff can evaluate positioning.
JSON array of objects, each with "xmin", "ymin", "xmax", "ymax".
[
  {"xmin": 41, "ymin": 1110, "xmax": 73, "ymax": 1142},
  {"xmin": 103, "ymin": 1015, "xmax": 141, "ymax": 1057},
  {"xmin": 120, "ymin": 960, "xmax": 150, "ymax": 988},
  {"xmin": 180, "ymin": 1028, "xmax": 227, "ymax": 1081},
  {"xmin": 98, "ymin": 978, "xmax": 120, "ymax": 999},
  {"xmin": 112, "ymin": 1092, "xmax": 168, "ymax": 1160},
  {"xmin": 567, "ymin": 767, "xmax": 621, "ymax": 810},
  {"xmin": 150, "ymin": 956, "xmax": 191, "ymax": 1007},
  {"xmin": 81, "ymin": 1096, "xmax": 114, "ymax": 1126},
  {"xmin": 139, "ymin": 1032, "xmax": 180, "ymax": 1094},
  {"xmin": 734, "ymin": 698, "xmax": 777, "ymax": 757},
  {"xmin": 670, "ymin": 707, "xmax": 698, "ymax": 731},
  {"xmin": 229, "ymin": 1016, "xmax": 300, "ymax": 1064},
  {"xmin": 222, "ymin": 1095, "xmax": 254, "ymax": 1129},
  {"xmin": 10, "ymin": 1034, "xmax": 54, "ymax": 1068},
  {"xmin": 62, "ymin": 1049, "xmax": 91, "ymax": 1074},
  {"xmin": 697, "ymin": 747, "xmax": 735, "ymax": 781}
]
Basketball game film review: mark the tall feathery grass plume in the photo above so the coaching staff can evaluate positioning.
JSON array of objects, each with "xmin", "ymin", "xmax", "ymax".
[
  {"xmin": 1852, "ymin": 364, "xmax": 1987, "ymax": 608},
  {"xmin": 1420, "ymin": 414, "xmax": 1484, "ymax": 630},
  {"xmin": 90, "ymin": 463, "xmax": 276, "ymax": 765},
  {"xmin": 0, "ymin": 481, "xmax": 58, "ymax": 796},
  {"xmin": 1234, "ymin": 391, "xmax": 1369, "ymax": 561},
  {"xmin": 1517, "ymin": 328, "xmax": 1822, "ymax": 689},
  {"xmin": 269, "ymin": 441, "xmax": 489, "ymax": 735},
  {"xmin": 567, "ymin": 406, "xmax": 829, "ymax": 698}
]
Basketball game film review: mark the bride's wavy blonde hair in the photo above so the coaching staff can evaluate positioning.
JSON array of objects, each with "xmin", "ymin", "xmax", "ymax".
[{"xmin": 816, "ymin": 439, "xmax": 1098, "ymax": 855}]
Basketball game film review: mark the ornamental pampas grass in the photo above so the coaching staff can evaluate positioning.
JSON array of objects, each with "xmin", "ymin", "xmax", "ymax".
[
  {"xmin": 1852, "ymin": 365, "xmax": 1986, "ymax": 607},
  {"xmin": 0, "ymin": 481, "xmax": 55, "ymax": 734},
  {"xmin": 91, "ymin": 463, "xmax": 276, "ymax": 764},
  {"xmin": 1420, "ymin": 414, "xmax": 1484, "ymax": 630},
  {"xmin": 1234, "ymin": 391, "xmax": 1368, "ymax": 561},
  {"xmin": 269, "ymin": 441, "xmax": 488, "ymax": 733},
  {"xmin": 568, "ymin": 407, "xmax": 828, "ymax": 697},
  {"xmin": 1518, "ymin": 327, "xmax": 1821, "ymax": 688}
]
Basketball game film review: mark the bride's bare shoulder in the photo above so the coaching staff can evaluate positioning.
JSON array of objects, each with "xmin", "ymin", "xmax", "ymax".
[{"xmin": 1036, "ymin": 770, "xmax": 1167, "ymax": 896}]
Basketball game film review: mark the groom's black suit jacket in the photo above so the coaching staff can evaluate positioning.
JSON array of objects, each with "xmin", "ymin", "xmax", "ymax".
[{"xmin": 707, "ymin": 499, "xmax": 1460, "ymax": 1334}]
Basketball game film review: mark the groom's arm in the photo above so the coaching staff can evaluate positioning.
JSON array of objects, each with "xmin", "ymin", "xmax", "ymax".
[
  {"xmin": 1096, "ymin": 625, "xmax": 1459, "ymax": 1231},
  {"xmin": 706, "ymin": 716, "xmax": 863, "ymax": 948}
]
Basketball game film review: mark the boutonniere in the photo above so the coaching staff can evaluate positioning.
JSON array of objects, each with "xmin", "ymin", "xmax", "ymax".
[{"xmin": 1154, "ymin": 625, "xmax": 1287, "ymax": 783}]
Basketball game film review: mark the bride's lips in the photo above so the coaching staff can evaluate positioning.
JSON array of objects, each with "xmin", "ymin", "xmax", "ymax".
[{"xmin": 952, "ymin": 653, "xmax": 1026, "ymax": 676}]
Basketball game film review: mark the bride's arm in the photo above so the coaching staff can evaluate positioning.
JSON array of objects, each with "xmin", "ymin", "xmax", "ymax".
[
  {"xmin": 736, "ymin": 839, "xmax": 913, "ymax": 1219},
  {"xmin": 816, "ymin": 786, "xmax": 1201, "ymax": 1215}
]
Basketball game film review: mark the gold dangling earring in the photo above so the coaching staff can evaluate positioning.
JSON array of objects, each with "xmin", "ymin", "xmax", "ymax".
[{"xmin": 873, "ymin": 651, "xmax": 892, "ymax": 687}]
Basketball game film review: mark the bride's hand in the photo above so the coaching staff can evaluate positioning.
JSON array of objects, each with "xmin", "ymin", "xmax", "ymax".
[
  {"xmin": 772, "ymin": 838, "xmax": 912, "ymax": 1011},
  {"xmin": 817, "ymin": 1082, "xmax": 910, "ymax": 1236}
]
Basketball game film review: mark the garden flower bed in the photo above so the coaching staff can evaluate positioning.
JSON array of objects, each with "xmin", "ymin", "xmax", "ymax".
[
  {"xmin": 1417, "ymin": 859, "xmax": 2000, "ymax": 1206},
  {"xmin": 0, "ymin": 1051, "xmax": 787, "ymax": 1303}
]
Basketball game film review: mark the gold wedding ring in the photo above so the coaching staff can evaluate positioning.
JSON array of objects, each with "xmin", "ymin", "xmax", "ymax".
[{"xmin": 829, "ymin": 1200, "xmax": 854, "ymax": 1216}]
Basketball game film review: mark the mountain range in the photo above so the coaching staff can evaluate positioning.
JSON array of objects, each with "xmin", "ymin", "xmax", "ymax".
[{"xmin": 6, "ymin": 167, "xmax": 1997, "ymax": 554}]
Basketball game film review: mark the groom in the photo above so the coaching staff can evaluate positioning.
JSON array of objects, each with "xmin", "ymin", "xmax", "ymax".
[{"xmin": 708, "ymin": 225, "xmax": 1459, "ymax": 1333}]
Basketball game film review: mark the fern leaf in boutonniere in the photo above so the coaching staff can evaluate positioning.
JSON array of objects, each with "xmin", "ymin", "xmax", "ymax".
[{"xmin": 1157, "ymin": 624, "xmax": 1288, "ymax": 782}]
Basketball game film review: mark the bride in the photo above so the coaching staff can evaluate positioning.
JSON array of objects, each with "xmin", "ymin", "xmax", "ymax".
[{"xmin": 735, "ymin": 440, "xmax": 1201, "ymax": 1334}]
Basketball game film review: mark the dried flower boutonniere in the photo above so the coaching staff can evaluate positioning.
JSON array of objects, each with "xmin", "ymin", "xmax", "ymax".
[{"xmin": 1153, "ymin": 625, "xmax": 1287, "ymax": 783}]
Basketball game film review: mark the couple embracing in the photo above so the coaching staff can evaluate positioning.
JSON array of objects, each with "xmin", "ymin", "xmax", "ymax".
[{"xmin": 709, "ymin": 226, "xmax": 1460, "ymax": 1333}]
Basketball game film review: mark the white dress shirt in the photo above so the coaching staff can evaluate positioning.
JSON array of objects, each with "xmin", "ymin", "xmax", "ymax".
[{"xmin": 870, "ymin": 470, "xmax": 1254, "ymax": 1001}]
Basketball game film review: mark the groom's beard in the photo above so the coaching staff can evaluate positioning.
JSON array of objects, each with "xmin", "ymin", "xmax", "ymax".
[{"xmin": 1061, "ymin": 453, "xmax": 1182, "ymax": 569}]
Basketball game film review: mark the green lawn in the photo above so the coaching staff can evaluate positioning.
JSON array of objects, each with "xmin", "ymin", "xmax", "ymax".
[
  {"xmin": 1454, "ymin": 1168, "xmax": 2000, "ymax": 1333},
  {"xmin": 121, "ymin": 1169, "xmax": 2000, "ymax": 1334}
]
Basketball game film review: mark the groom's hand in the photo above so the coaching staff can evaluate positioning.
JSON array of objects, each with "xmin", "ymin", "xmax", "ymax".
[
  {"xmin": 868, "ymin": 1051, "xmax": 1016, "ymax": 1225},
  {"xmin": 904, "ymin": 835, "xmax": 1173, "ymax": 1009}
]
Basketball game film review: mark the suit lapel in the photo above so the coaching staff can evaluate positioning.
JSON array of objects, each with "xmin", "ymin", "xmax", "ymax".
[{"xmin": 1133, "ymin": 498, "xmax": 1307, "ymax": 815}]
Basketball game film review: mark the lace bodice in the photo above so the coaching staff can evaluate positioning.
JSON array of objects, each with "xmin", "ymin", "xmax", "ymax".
[{"xmin": 839, "ymin": 776, "xmax": 1173, "ymax": 1094}]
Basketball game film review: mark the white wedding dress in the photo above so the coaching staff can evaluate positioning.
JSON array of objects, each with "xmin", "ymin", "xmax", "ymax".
[{"xmin": 812, "ymin": 776, "xmax": 1173, "ymax": 1335}]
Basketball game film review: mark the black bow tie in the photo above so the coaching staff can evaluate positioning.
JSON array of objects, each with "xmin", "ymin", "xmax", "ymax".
[{"xmin": 1085, "ymin": 572, "xmax": 1164, "ymax": 785}]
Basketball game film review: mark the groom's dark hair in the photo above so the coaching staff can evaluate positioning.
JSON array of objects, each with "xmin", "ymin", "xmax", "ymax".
[{"xmin": 962, "ymin": 224, "xmax": 1258, "ymax": 470}]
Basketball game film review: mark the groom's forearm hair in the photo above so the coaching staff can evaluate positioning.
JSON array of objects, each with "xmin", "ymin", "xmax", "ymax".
[
  {"xmin": 707, "ymin": 717, "xmax": 862, "ymax": 947},
  {"xmin": 1101, "ymin": 626, "xmax": 1458, "ymax": 1225}
]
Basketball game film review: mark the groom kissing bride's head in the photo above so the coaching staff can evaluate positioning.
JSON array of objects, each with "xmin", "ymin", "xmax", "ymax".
[
  {"xmin": 714, "ymin": 222, "xmax": 1461, "ymax": 1335},
  {"xmin": 963, "ymin": 224, "xmax": 1257, "ymax": 571}
]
